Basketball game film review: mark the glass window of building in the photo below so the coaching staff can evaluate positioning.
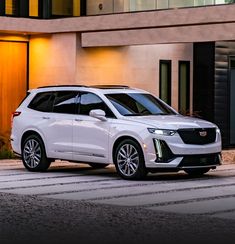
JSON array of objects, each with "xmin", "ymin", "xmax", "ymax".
[
  {"xmin": 216, "ymin": 0, "xmax": 233, "ymax": 4},
  {"xmin": 86, "ymin": 0, "xmax": 114, "ymax": 15},
  {"xmin": 73, "ymin": 0, "xmax": 81, "ymax": 16},
  {"xmin": 5, "ymin": 0, "xmax": 17, "ymax": 16},
  {"xmin": 29, "ymin": 0, "xmax": 39, "ymax": 17},
  {"xmin": 178, "ymin": 61, "xmax": 190, "ymax": 114},
  {"xmin": 169, "ymin": 0, "xmax": 194, "ymax": 8},
  {"xmin": 51, "ymin": 0, "xmax": 80, "ymax": 17},
  {"xmin": 159, "ymin": 60, "xmax": 172, "ymax": 105},
  {"xmin": 195, "ymin": 0, "xmax": 215, "ymax": 6},
  {"xmin": 114, "ymin": 0, "xmax": 130, "ymax": 13},
  {"xmin": 157, "ymin": 0, "xmax": 169, "ymax": 9},
  {"xmin": 130, "ymin": 0, "xmax": 156, "ymax": 11},
  {"xmin": 0, "ymin": 1, "xmax": 4, "ymax": 15}
]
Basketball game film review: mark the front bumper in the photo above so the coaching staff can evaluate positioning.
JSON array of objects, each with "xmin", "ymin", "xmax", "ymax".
[{"xmin": 144, "ymin": 132, "xmax": 222, "ymax": 169}]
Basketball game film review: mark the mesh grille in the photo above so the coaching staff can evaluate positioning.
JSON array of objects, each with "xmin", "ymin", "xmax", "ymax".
[
  {"xmin": 178, "ymin": 128, "xmax": 216, "ymax": 145},
  {"xmin": 178, "ymin": 153, "xmax": 221, "ymax": 167}
]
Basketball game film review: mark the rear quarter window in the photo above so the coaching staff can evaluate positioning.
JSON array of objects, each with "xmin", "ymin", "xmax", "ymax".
[
  {"xmin": 28, "ymin": 92, "xmax": 55, "ymax": 112},
  {"xmin": 53, "ymin": 91, "xmax": 78, "ymax": 114}
]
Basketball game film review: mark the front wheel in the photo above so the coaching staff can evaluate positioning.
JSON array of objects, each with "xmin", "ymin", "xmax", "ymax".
[
  {"xmin": 114, "ymin": 139, "xmax": 147, "ymax": 180},
  {"xmin": 22, "ymin": 135, "xmax": 51, "ymax": 172},
  {"xmin": 184, "ymin": 168, "xmax": 210, "ymax": 176}
]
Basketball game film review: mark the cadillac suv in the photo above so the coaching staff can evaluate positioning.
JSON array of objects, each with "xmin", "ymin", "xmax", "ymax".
[{"xmin": 11, "ymin": 85, "xmax": 222, "ymax": 180}]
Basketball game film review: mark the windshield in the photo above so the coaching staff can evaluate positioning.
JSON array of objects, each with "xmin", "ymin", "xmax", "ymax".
[{"xmin": 105, "ymin": 93, "xmax": 177, "ymax": 116}]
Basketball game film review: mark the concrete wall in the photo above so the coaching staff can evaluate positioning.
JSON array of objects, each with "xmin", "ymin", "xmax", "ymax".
[
  {"xmin": 75, "ymin": 35, "xmax": 193, "ymax": 111},
  {"xmin": 29, "ymin": 33, "xmax": 193, "ymax": 111},
  {"xmin": 1, "ymin": 4, "xmax": 235, "ymax": 43},
  {"xmin": 29, "ymin": 33, "xmax": 77, "ymax": 88}
]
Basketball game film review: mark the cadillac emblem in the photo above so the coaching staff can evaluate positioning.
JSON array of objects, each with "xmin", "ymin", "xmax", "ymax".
[{"xmin": 199, "ymin": 131, "xmax": 207, "ymax": 137}]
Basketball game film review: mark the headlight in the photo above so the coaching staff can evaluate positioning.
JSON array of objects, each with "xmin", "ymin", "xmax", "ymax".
[{"xmin": 148, "ymin": 128, "xmax": 176, "ymax": 136}]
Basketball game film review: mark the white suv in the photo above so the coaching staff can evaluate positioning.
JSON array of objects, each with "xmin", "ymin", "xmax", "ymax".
[{"xmin": 11, "ymin": 85, "xmax": 222, "ymax": 180}]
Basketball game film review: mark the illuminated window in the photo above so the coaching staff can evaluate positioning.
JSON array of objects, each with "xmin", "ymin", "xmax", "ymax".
[
  {"xmin": 73, "ymin": 0, "xmax": 81, "ymax": 16},
  {"xmin": 5, "ymin": 0, "xmax": 17, "ymax": 16},
  {"xmin": 29, "ymin": 0, "xmax": 39, "ymax": 17}
]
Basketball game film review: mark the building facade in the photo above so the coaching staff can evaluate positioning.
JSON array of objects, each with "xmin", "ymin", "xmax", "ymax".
[{"xmin": 0, "ymin": 0, "xmax": 235, "ymax": 148}]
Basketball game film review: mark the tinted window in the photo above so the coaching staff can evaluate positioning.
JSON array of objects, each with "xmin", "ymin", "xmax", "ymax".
[
  {"xmin": 79, "ymin": 92, "xmax": 115, "ymax": 118},
  {"xmin": 28, "ymin": 92, "xmax": 55, "ymax": 112},
  {"xmin": 53, "ymin": 91, "xmax": 78, "ymax": 114},
  {"xmin": 105, "ymin": 93, "xmax": 176, "ymax": 116}
]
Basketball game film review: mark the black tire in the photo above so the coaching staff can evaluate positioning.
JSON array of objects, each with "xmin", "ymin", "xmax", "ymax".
[
  {"xmin": 184, "ymin": 168, "xmax": 210, "ymax": 176},
  {"xmin": 88, "ymin": 163, "xmax": 109, "ymax": 169},
  {"xmin": 114, "ymin": 139, "xmax": 147, "ymax": 180},
  {"xmin": 22, "ymin": 134, "xmax": 51, "ymax": 172}
]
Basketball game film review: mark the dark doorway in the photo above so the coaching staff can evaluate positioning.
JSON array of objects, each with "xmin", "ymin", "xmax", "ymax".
[
  {"xmin": 230, "ymin": 57, "xmax": 235, "ymax": 144},
  {"xmin": 159, "ymin": 60, "xmax": 172, "ymax": 105}
]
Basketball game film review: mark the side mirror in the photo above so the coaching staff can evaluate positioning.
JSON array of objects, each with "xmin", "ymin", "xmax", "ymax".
[{"xmin": 89, "ymin": 109, "xmax": 107, "ymax": 121}]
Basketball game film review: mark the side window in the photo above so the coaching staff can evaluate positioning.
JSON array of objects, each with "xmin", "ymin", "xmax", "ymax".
[
  {"xmin": 79, "ymin": 92, "xmax": 115, "ymax": 118},
  {"xmin": 53, "ymin": 91, "xmax": 78, "ymax": 114},
  {"xmin": 28, "ymin": 92, "xmax": 55, "ymax": 112}
]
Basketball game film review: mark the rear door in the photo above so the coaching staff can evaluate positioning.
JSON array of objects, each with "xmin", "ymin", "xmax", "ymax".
[
  {"xmin": 28, "ymin": 90, "xmax": 79, "ymax": 160},
  {"xmin": 46, "ymin": 91, "xmax": 79, "ymax": 160}
]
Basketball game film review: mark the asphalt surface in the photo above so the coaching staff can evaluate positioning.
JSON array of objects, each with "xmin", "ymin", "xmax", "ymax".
[{"xmin": 0, "ymin": 160, "xmax": 235, "ymax": 244}]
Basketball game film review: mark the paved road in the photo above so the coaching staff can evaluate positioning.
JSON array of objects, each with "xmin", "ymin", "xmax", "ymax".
[{"xmin": 0, "ymin": 160, "xmax": 235, "ymax": 244}]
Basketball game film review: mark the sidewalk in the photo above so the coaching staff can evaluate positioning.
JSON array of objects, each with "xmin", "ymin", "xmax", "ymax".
[{"xmin": 222, "ymin": 149, "xmax": 235, "ymax": 164}]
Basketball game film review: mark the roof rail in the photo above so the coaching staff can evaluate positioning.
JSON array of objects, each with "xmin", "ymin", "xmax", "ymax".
[
  {"xmin": 90, "ymin": 85, "xmax": 130, "ymax": 89},
  {"xmin": 37, "ymin": 85, "xmax": 88, "ymax": 89}
]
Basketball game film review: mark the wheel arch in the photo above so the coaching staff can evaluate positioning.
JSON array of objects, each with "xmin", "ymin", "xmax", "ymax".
[
  {"xmin": 112, "ymin": 135, "xmax": 145, "ymax": 164},
  {"xmin": 21, "ymin": 130, "xmax": 47, "ymax": 155}
]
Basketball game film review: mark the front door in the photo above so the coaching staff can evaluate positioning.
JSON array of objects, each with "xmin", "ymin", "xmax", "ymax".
[
  {"xmin": 0, "ymin": 41, "xmax": 27, "ymax": 138},
  {"xmin": 73, "ymin": 92, "xmax": 111, "ymax": 163}
]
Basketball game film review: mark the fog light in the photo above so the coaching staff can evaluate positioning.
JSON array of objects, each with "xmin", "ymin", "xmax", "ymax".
[
  {"xmin": 153, "ymin": 139, "xmax": 175, "ymax": 163},
  {"xmin": 154, "ymin": 139, "xmax": 163, "ymax": 159}
]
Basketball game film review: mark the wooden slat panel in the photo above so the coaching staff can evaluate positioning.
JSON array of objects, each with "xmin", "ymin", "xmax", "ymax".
[{"xmin": 0, "ymin": 41, "xmax": 27, "ymax": 138}]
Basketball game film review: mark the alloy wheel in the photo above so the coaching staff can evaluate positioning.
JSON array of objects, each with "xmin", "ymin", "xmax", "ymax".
[
  {"xmin": 117, "ymin": 143, "xmax": 140, "ymax": 177},
  {"xmin": 23, "ymin": 139, "xmax": 42, "ymax": 169}
]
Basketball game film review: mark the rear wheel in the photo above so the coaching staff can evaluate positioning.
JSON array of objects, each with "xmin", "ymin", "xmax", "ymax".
[
  {"xmin": 22, "ymin": 135, "xmax": 51, "ymax": 172},
  {"xmin": 184, "ymin": 168, "xmax": 210, "ymax": 176},
  {"xmin": 114, "ymin": 139, "xmax": 147, "ymax": 180}
]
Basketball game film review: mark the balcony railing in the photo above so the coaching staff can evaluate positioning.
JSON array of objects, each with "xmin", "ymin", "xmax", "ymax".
[{"xmin": 86, "ymin": 0, "xmax": 235, "ymax": 16}]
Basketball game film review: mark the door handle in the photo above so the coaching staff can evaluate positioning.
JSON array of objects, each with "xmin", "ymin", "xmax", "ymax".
[{"xmin": 42, "ymin": 116, "xmax": 50, "ymax": 120}]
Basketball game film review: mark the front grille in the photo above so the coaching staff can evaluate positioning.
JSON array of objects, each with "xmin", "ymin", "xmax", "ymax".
[
  {"xmin": 178, "ymin": 128, "xmax": 216, "ymax": 145},
  {"xmin": 178, "ymin": 153, "xmax": 221, "ymax": 167}
]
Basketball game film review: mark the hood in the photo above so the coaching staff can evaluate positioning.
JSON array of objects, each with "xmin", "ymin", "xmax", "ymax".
[{"xmin": 122, "ymin": 115, "xmax": 216, "ymax": 130}]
